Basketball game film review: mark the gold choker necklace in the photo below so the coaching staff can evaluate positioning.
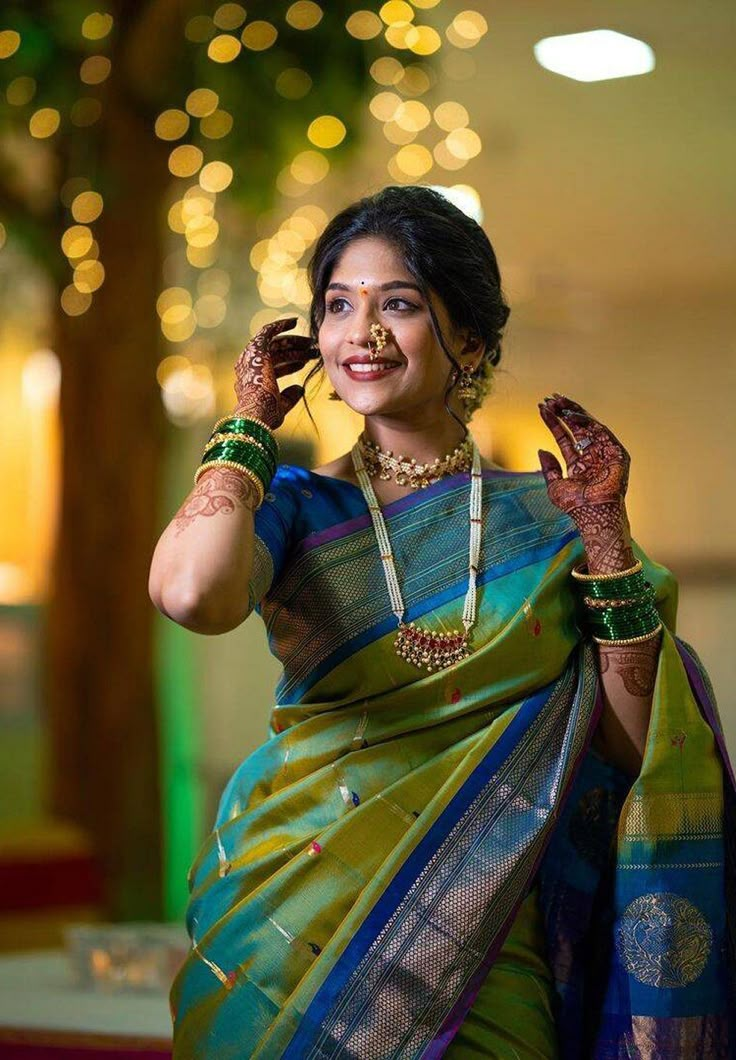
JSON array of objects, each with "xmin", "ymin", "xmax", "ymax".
[{"xmin": 357, "ymin": 432, "xmax": 474, "ymax": 489}]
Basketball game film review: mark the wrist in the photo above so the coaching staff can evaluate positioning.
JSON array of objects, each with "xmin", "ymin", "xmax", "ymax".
[
  {"xmin": 583, "ymin": 534, "xmax": 635, "ymax": 576},
  {"xmin": 578, "ymin": 501, "xmax": 635, "ymax": 575}
]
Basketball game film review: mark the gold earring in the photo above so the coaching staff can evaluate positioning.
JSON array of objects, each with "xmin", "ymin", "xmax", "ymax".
[{"xmin": 456, "ymin": 363, "xmax": 479, "ymax": 403}]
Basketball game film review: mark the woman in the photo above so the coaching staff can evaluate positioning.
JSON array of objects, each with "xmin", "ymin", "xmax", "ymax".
[{"xmin": 150, "ymin": 185, "xmax": 734, "ymax": 1058}]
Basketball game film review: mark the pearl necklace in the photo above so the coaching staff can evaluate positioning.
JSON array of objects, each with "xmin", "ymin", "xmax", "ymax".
[
  {"xmin": 351, "ymin": 436, "xmax": 483, "ymax": 673},
  {"xmin": 357, "ymin": 432, "xmax": 474, "ymax": 489}
]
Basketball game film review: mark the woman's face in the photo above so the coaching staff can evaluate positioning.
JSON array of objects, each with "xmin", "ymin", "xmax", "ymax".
[{"xmin": 317, "ymin": 236, "xmax": 473, "ymax": 421}]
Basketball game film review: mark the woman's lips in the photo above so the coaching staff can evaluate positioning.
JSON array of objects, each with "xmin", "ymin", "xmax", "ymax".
[{"xmin": 342, "ymin": 362, "xmax": 402, "ymax": 381}]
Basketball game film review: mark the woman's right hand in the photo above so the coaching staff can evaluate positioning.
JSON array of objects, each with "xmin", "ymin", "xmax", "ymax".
[{"xmin": 232, "ymin": 316, "xmax": 319, "ymax": 429}]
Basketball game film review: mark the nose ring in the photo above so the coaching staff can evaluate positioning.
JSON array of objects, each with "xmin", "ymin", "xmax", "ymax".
[{"xmin": 368, "ymin": 322, "xmax": 388, "ymax": 363}]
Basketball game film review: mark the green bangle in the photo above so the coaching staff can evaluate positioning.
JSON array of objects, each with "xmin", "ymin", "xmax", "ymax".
[
  {"xmin": 587, "ymin": 604, "xmax": 661, "ymax": 640},
  {"xmin": 201, "ymin": 435, "xmax": 277, "ymax": 472},
  {"xmin": 203, "ymin": 451, "xmax": 277, "ymax": 487},
  {"xmin": 199, "ymin": 444, "xmax": 275, "ymax": 486},
  {"xmin": 579, "ymin": 571, "xmax": 650, "ymax": 600},
  {"xmin": 210, "ymin": 418, "xmax": 278, "ymax": 452},
  {"xmin": 208, "ymin": 428, "xmax": 282, "ymax": 466}
]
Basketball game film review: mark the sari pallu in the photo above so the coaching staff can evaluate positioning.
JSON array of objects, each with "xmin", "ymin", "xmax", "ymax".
[{"xmin": 170, "ymin": 465, "xmax": 735, "ymax": 1058}]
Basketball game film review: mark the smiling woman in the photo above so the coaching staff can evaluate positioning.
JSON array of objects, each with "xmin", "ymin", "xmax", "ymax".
[{"xmin": 150, "ymin": 185, "xmax": 736, "ymax": 1058}]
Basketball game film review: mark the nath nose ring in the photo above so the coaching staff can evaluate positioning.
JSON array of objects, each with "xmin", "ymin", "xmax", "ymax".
[{"xmin": 368, "ymin": 321, "xmax": 388, "ymax": 362}]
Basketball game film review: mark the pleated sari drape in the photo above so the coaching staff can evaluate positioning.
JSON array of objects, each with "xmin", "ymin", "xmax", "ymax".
[{"xmin": 170, "ymin": 464, "xmax": 735, "ymax": 1059}]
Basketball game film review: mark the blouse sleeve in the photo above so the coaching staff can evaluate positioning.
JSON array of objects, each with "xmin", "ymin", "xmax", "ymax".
[{"xmin": 248, "ymin": 466, "xmax": 298, "ymax": 613}]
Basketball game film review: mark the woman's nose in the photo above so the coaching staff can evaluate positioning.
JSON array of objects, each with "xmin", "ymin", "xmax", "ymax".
[{"xmin": 347, "ymin": 304, "xmax": 376, "ymax": 345}]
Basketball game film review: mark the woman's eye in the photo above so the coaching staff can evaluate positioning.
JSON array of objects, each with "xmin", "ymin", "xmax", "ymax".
[{"xmin": 325, "ymin": 296, "xmax": 417, "ymax": 313}]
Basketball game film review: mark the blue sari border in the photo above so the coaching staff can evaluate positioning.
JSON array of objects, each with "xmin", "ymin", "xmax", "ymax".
[{"xmin": 281, "ymin": 676, "xmax": 560, "ymax": 1059}]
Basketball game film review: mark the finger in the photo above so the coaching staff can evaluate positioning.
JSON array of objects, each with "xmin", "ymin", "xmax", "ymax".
[
  {"xmin": 236, "ymin": 317, "xmax": 299, "ymax": 363},
  {"xmin": 270, "ymin": 340, "xmax": 319, "ymax": 363},
  {"xmin": 261, "ymin": 316, "xmax": 298, "ymax": 338},
  {"xmin": 539, "ymin": 402, "xmax": 578, "ymax": 467},
  {"xmin": 279, "ymin": 384, "xmax": 305, "ymax": 415},
  {"xmin": 269, "ymin": 334, "xmax": 315, "ymax": 351},
  {"xmin": 550, "ymin": 393, "xmax": 594, "ymax": 419},
  {"xmin": 273, "ymin": 352, "xmax": 319, "ymax": 379},
  {"xmin": 538, "ymin": 449, "xmax": 564, "ymax": 486},
  {"xmin": 550, "ymin": 398, "xmax": 627, "ymax": 453}
]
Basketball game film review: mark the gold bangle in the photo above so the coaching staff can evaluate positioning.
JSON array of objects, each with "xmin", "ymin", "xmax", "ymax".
[
  {"xmin": 572, "ymin": 559, "xmax": 643, "ymax": 582},
  {"xmin": 202, "ymin": 432, "xmax": 276, "ymax": 458},
  {"xmin": 211, "ymin": 413, "xmax": 279, "ymax": 442},
  {"xmin": 194, "ymin": 461, "xmax": 266, "ymax": 505},
  {"xmin": 593, "ymin": 623, "xmax": 662, "ymax": 646}
]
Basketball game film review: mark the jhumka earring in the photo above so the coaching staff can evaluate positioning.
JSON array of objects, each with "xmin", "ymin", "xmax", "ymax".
[{"xmin": 456, "ymin": 363, "xmax": 480, "ymax": 404}]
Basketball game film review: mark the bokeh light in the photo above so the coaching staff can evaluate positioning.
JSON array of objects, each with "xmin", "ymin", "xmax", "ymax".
[
  {"xmin": 29, "ymin": 108, "xmax": 60, "ymax": 138},
  {"xmin": 208, "ymin": 34, "xmax": 241, "ymax": 62},
  {"xmin": 307, "ymin": 115, "xmax": 346, "ymax": 148},
  {"xmin": 276, "ymin": 67, "xmax": 313, "ymax": 99},
  {"xmin": 70, "ymin": 99, "xmax": 102, "ymax": 126},
  {"xmin": 446, "ymin": 10, "xmax": 488, "ymax": 49},
  {"xmin": 81, "ymin": 13, "xmax": 114, "ymax": 40},
  {"xmin": 286, "ymin": 2, "xmax": 324, "ymax": 30},
  {"xmin": 80, "ymin": 55, "xmax": 111, "ymax": 84},
  {"xmin": 71, "ymin": 191, "xmax": 103, "ymax": 223},
  {"xmin": 213, "ymin": 3, "xmax": 247, "ymax": 30},
  {"xmin": 200, "ymin": 110, "xmax": 233, "ymax": 138},
  {"xmin": 186, "ymin": 88, "xmax": 219, "ymax": 117},
  {"xmin": 433, "ymin": 100, "xmax": 469, "ymax": 131},
  {"xmin": 345, "ymin": 11, "xmax": 382, "ymax": 40},
  {"xmin": 168, "ymin": 144, "xmax": 204, "ymax": 177},
  {"xmin": 199, "ymin": 161, "xmax": 233, "ymax": 192},
  {"xmin": 0, "ymin": 30, "xmax": 21, "ymax": 59},
  {"xmin": 6, "ymin": 76, "xmax": 36, "ymax": 105},
  {"xmin": 155, "ymin": 109, "xmax": 190, "ymax": 140},
  {"xmin": 241, "ymin": 21, "xmax": 278, "ymax": 50}
]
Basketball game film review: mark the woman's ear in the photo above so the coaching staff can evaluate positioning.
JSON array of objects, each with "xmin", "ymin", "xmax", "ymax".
[{"xmin": 459, "ymin": 331, "xmax": 486, "ymax": 370}]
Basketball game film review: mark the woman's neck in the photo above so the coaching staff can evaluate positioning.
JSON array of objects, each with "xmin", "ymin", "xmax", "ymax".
[{"xmin": 362, "ymin": 413, "xmax": 469, "ymax": 464}]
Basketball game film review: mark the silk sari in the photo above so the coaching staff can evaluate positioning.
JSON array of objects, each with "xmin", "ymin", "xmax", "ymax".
[{"xmin": 170, "ymin": 464, "xmax": 735, "ymax": 1058}]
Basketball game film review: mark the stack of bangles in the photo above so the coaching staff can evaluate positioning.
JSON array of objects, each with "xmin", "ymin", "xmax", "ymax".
[
  {"xmin": 571, "ymin": 559, "xmax": 663, "ymax": 646},
  {"xmin": 193, "ymin": 413, "xmax": 278, "ymax": 508}
]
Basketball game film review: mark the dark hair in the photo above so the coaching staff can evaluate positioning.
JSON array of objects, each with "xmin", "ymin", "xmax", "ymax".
[{"xmin": 302, "ymin": 184, "xmax": 511, "ymax": 434}]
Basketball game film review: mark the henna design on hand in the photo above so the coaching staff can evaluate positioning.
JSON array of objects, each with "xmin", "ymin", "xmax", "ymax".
[
  {"xmin": 173, "ymin": 466, "xmax": 261, "ymax": 536},
  {"xmin": 598, "ymin": 634, "xmax": 661, "ymax": 698},
  {"xmin": 537, "ymin": 393, "xmax": 635, "ymax": 574},
  {"xmin": 232, "ymin": 316, "xmax": 319, "ymax": 429}
]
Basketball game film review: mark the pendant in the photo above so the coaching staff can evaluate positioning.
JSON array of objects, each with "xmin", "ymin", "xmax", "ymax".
[{"xmin": 395, "ymin": 621, "xmax": 470, "ymax": 673}]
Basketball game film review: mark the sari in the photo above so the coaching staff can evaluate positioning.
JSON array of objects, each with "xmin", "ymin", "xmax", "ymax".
[{"xmin": 170, "ymin": 463, "xmax": 735, "ymax": 1058}]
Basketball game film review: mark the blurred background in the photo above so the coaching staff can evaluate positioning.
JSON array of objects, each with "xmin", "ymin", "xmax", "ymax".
[{"xmin": 0, "ymin": 0, "xmax": 734, "ymax": 1047}]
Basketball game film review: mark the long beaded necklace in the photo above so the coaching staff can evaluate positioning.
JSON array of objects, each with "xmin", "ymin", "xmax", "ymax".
[{"xmin": 351, "ymin": 436, "xmax": 483, "ymax": 673}]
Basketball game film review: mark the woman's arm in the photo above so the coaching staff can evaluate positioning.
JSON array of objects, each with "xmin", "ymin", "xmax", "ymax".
[
  {"xmin": 148, "ymin": 317, "xmax": 316, "ymax": 634},
  {"xmin": 148, "ymin": 467, "xmax": 261, "ymax": 634},
  {"xmin": 538, "ymin": 395, "xmax": 661, "ymax": 776},
  {"xmin": 581, "ymin": 505, "xmax": 660, "ymax": 775}
]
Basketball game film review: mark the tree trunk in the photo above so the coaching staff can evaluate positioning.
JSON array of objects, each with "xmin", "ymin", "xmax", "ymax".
[{"xmin": 43, "ymin": 79, "xmax": 171, "ymax": 919}]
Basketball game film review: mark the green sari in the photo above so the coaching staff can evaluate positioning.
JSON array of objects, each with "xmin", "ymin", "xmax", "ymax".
[{"xmin": 170, "ymin": 464, "xmax": 734, "ymax": 1058}]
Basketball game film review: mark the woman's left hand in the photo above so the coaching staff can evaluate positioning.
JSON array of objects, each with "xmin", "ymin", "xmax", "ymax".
[{"xmin": 537, "ymin": 393, "xmax": 636, "ymax": 574}]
